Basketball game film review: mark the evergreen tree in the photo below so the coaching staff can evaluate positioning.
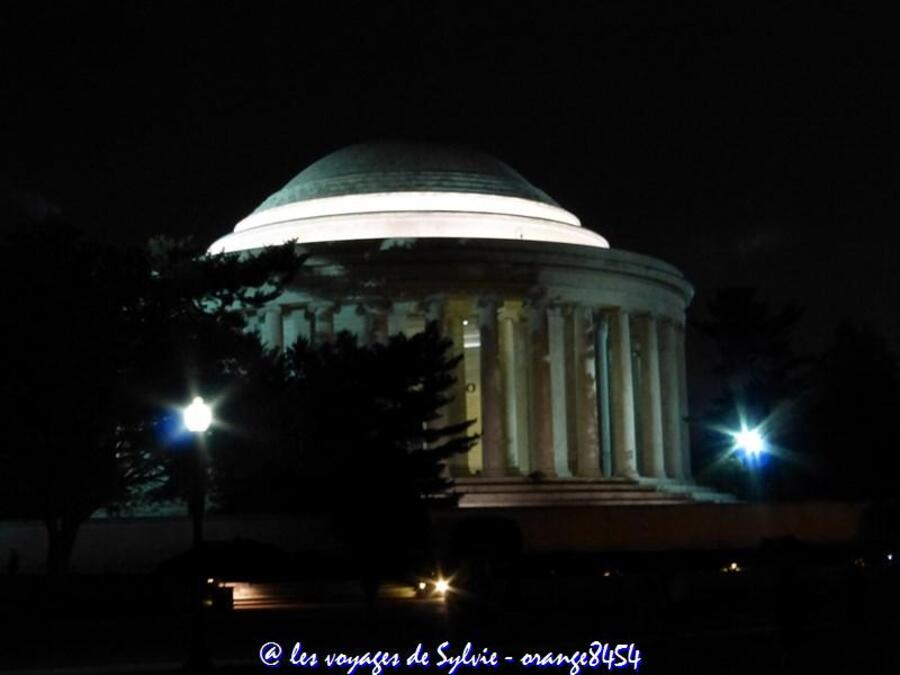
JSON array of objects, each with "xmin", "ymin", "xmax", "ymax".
[
  {"xmin": 804, "ymin": 321, "xmax": 900, "ymax": 500},
  {"xmin": 0, "ymin": 217, "xmax": 301, "ymax": 574},
  {"xmin": 211, "ymin": 325, "xmax": 477, "ymax": 589},
  {"xmin": 693, "ymin": 287, "xmax": 810, "ymax": 499}
]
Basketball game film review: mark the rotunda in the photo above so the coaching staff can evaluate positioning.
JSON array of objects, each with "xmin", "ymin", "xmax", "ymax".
[{"xmin": 210, "ymin": 141, "xmax": 713, "ymax": 506}]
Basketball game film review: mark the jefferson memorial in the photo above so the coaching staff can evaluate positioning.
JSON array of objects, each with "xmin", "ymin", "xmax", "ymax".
[{"xmin": 210, "ymin": 142, "xmax": 724, "ymax": 506}]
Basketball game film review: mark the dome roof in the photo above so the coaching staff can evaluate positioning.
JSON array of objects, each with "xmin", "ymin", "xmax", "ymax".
[
  {"xmin": 209, "ymin": 141, "xmax": 610, "ymax": 254},
  {"xmin": 255, "ymin": 141, "xmax": 559, "ymax": 213}
]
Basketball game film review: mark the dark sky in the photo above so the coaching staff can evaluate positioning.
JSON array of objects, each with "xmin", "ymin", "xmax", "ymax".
[{"xmin": 2, "ymin": 1, "xmax": 898, "ymax": 364}]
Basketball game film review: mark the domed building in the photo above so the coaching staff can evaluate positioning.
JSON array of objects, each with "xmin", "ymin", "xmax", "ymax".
[{"xmin": 211, "ymin": 141, "xmax": 723, "ymax": 506}]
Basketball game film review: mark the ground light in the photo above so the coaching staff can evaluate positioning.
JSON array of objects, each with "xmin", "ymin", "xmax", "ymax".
[{"xmin": 434, "ymin": 578, "xmax": 450, "ymax": 595}]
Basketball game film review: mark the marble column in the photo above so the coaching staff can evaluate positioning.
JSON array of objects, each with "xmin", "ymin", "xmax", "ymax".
[
  {"xmin": 308, "ymin": 304, "xmax": 335, "ymax": 346},
  {"xmin": 548, "ymin": 306, "xmax": 571, "ymax": 477},
  {"xmin": 573, "ymin": 306, "xmax": 601, "ymax": 477},
  {"xmin": 262, "ymin": 305, "xmax": 283, "ymax": 351},
  {"xmin": 356, "ymin": 303, "xmax": 373, "ymax": 346},
  {"xmin": 513, "ymin": 313, "xmax": 532, "ymax": 473},
  {"xmin": 499, "ymin": 304, "xmax": 528, "ymax": 474},
  {"xmin": 563, "ymin": 307, "xmax": 578, "ymax": 474},
  {"xmin": 357, "ymin": 301, "xmax": 392, "ymax": 345},
  {"xmin": 675, "ymin": 323, "xmax": 693, "ymax": 481},
  {"xmin": 528, "ymin": 302, "xmax": 555, "ymax": 477},
  {"xmin": 282, "ymin": 307, "xmax": 307, "ymax": 351},
  {"xmin": 387, "ymin": 303, "xmax": 406, "ymax": 338},
  {"xmin": 424, "ymin": 296, "xmax": 444, "ymax": 331},
  {"xmin": 445, "ymin": 305, "xmax": 470, "ymax": 477},
  {"xmin": 609, "ymin": 308, "xmax": 638, "ymax": 478},
  {"xmin": 370, "ymin": 303, "xmax": 390, "ymax": 345},
  {"xmin": 636, "ymin": 315, "xmax": 666, "ymax": 478},
  {"xmin": 478, "ymin": 297, "xmax": 504, "ymax": 477},
  {"xmin": 659, "ymin": 320, "xmax": 684, "ymax": 480},
  {"xmin": 596, "ymin": 312, "xmax": 613, "ymax": 477}
]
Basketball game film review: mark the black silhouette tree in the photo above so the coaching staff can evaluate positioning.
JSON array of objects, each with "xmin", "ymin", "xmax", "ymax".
[
  {"xmin": 0, "ymin": 217, "xmax": 301, "ymax": 575},
  {"xmin": 693, "ymin": 287, "xmax": 810, "ymax": 499},
  {"xmin": 804, "ymin": 321, "xmax": 900, "ymax": 501},
  {"xmin": 211, "ymin": 325, "xmax": 477, "ymax": 594}
]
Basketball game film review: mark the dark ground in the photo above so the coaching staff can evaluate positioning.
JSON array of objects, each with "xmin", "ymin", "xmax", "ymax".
[{"xmin": 1, "ymin": 545, "xmax": 898, "ymax": 675}]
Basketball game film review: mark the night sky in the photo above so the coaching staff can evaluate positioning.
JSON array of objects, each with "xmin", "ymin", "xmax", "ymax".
[{"xmin": 2, "ymin": 1, "xmax": 897, "ymax": 367}]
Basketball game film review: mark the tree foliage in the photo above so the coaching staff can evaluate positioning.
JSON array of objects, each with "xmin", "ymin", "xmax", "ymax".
[
  {"xmin": 803, "ymin": 321, "xmax": 900, "ymax": 500},
  {"xmin": 206, "ymin": 325, "xmax": 478, "ymax": 596},
  {"xmin": 210, "ymin": 326, "xmax": 477, "ymax": 547},
  {"xmin": 694, "ymin": 287, "xmax": 900, "ymax": 502},
  {"xmin": 0, "ymin": 217, "xmax": 302, "ymax": 573},
  {"xmin": 693, "ymin": 287, "xmax": 810, "ymax": 499}
]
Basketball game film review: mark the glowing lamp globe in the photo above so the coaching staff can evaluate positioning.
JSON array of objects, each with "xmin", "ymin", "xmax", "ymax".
[
  {"xmin": 734, "ymin": 427, "xmax": 765, "ymax": 459},
  {"xmin": 183, "ymin": 396, "xmax": 213, "ymax": 433}
]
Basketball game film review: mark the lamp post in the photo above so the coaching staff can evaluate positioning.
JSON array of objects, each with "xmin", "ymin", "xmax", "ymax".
[{"xmin": 183, "ymin": 396, "xmax": 213, "ymax": 672}]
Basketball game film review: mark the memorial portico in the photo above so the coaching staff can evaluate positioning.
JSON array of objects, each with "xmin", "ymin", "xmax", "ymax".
[
  {"xmin": 209, "ymin": 141, "xmax": 716, "ymax": 505},
  {"xmin": 248, "ymin": 281, "xmax": 693, "ymax": 485}
]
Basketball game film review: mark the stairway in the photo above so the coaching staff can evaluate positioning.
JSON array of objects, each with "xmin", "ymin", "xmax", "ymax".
[{"xmin": 453, "ymin": 476, "xmax": 737, "ymax": 507}]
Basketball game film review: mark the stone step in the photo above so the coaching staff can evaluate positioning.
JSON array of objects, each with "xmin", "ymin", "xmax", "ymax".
[
  {"xmin": 458, "ymin": 489, "xmax": 683, "ymax": 501},
  {"xmin": 645, "ymin": 481, "xmax": 741, "ymax": 503},
  {"xmin": 454, "ymin": 476, "xmax": 637, "ymax": 484},
  {"xmin": 684, "ymin": 490, "xmax": 741, "ymax": 504},
  {"xmin": 459, "ymin": 493, "xmax": 689, "ymax": 508},
  {"xmin": 454, "ymin": 481, "xmax": 645, "ymax": 493},
  {"xmin": 451, "ymin": 477, "xmax": 735, "ymax": 507}
]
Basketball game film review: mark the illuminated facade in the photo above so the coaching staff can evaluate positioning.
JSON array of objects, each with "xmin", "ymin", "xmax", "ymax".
[{"xmin": 211, "ymin": 142, "xmax": 725, "ymax": 506}]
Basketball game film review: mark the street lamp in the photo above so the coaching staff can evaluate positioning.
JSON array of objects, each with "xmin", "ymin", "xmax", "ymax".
[
  {"xmin": 184, "ymin": 396, "xmax": 213, "ymax": 433},
  {"xmin": 182, "ymin": 396, "xmax": 213, "ymax": 672},
  {"xmin": 732, "ymin": 424, "xmax": 766, "ymax": 460}
]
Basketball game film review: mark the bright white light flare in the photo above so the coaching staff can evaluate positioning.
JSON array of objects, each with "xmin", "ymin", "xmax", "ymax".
[
  {"xmin": 183, "ymin": 396, "xmax": 213, "ymax": 433},
  {"xmin": 733, "ymin": 427, "xmax": 765, "ymax": 458}
]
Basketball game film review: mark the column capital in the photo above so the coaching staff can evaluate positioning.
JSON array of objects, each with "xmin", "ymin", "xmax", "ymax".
[
  {"xmin": 522, "ymin": 285, "xmax": 549, "ymax": 306},
  {"xmin": 547, "ymin": 302, "xmax": 568, "ymax": 317},
  {"xmin": 421, "ymin": 296, "xmax": 447, "ymax": 324},
  {"xmin": 306, "ymin": 301, "xmax": 336, "ymax": 318},
  {"xmin": 421, "ymin": 293, "xmax": 448, "ymax": 310},
  {"xmin": 423, "ymin": 293, "xmax": 450, "ymax": 305},
  {"xmin": 525, "ymin": 300, "xmax": 550, "ymax": 334},
  {"xmin": 657, "ymin": 315, "xmax": 686, "ymax": 332},
  {"xmin": 603, "ymin": 305, "xmax": 632, "ymax": 321},
  {"xmin": 442, "ymin": 298, "xmax": 471, "ymax": 321},
  {"xmin": 261, "ymin": 304, "xmax": 284, "ymax": 351},
  {"xmin": 355, "ymin": 299, "xmax": 391, "ymax": 313},
  {"xmin": 476, "ymin": 295, "xmax": 503, "ymax": 310},
  {"xmin": 498, "ymin": 301, "xmax": 524, "ymax": 323}
]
